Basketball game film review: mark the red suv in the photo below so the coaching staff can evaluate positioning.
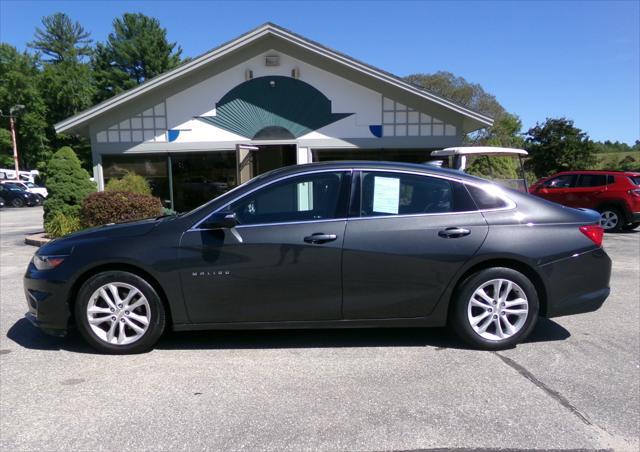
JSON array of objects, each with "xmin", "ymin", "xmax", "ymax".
[{"xmin": 529, "ymin": 170, "xmax": 640, "ymax": 232}]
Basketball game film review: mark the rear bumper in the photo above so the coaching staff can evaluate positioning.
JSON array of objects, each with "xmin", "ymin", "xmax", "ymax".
[{"xmin": 539, "ymin": 247, "xmax": 612, "ymax": 318}]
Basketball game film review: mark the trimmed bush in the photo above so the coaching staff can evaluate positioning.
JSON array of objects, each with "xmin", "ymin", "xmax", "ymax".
[
  {"xmin": 80, "ymin": 191, "xmax": 163, "ymax": 228},
  {"xmin": 105, "ymin": 171, "xmax": 152, "ymax": 195},
  {"xmin": 43, "ymin": 146, "xmax": 96, "ymax": 229},
  {"xmin": 45, "ymin": 212, "xmax": 82, "ymax": 238}
]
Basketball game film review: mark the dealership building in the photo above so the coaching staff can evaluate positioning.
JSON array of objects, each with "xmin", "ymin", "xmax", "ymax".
[{"xmin": 56, "ymin": 23, "xmax": 493, "ymax": 212}]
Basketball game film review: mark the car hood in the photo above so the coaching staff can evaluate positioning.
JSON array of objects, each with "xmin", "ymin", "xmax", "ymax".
[{"xmin": 39, "ymin": 217, "xmax": 164, "ymax": 255}]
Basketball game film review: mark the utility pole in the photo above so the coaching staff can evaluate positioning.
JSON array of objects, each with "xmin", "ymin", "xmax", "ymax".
[
  {"xmin": 0, "ymin": 105, "xmax": 25, "ymax": 179},
  {"xmin": 10, "ymin": 114, "xmax": 19, "ymax": 176}
]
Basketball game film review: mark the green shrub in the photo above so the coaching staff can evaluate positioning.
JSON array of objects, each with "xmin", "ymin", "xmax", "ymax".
[
  {"xmin": 105, "ymin": 171, "xmax": 152, "ymax": 195},
  {"xmin": 80, "ymin": 191, "xmax": 163, "ymax": 228},
  {"xmin": 43, "ymin": 146, "xmax": 96, "ymax": 224},
  {"xmin": 45, "ymin": 212, "xmax": 82, "ymax": 238}
]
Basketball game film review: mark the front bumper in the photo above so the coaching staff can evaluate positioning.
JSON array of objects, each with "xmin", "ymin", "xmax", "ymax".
[
  {"xmin": 23, "ymin": 266, "xmax": 71, "ymax": 336},
  {"xmin": 540, "ymin": 247, "xmax": 612, "ymax": 318},
  {"xmin": 630, "ymin": 212, "xmax": 640, "ymax": 223}
]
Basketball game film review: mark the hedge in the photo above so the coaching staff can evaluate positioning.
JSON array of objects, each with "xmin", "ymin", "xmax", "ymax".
[{"xmin": 80, "ymin": 191, "xmax": 163, "ymax": 228}]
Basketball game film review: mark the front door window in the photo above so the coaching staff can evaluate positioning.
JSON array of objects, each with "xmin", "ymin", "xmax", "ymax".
[{"xmin": 229, "ymin": 171, "xmax": 347, "ymax": 225}]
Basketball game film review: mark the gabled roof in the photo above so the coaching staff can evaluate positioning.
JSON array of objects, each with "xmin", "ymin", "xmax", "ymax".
[{"xmin": 55, "ymin": 22, "xmax": 494, "ymax": 134}]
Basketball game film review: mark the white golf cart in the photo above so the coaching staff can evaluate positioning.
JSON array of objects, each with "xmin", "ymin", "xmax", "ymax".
[{"xmin": 430, "ymin": 146, "xmax": 529, "ymax": 192}]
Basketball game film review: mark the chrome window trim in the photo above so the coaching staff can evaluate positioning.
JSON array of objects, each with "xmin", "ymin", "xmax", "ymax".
[
  {"xmin": 235, "ymin": 218, "xmax": 348, "ymax": 229},
  {"xmin": 188, "ymin": 166, "xmax": 516, "ymax": 231}
]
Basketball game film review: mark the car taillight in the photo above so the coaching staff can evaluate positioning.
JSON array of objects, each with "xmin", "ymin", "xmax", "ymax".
[
  {"xmin": 628, "ymin": 189, "xmax": 640, "ymax": 198},
  {"xmin": 579, "ymin": 225, "xmax": 604, "ymax": 247}
]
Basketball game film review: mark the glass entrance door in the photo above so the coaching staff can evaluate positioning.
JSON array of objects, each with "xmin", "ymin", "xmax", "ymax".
[{"xmin": 237, "ymin": 144, "xmax": 297, "ymax": 185}]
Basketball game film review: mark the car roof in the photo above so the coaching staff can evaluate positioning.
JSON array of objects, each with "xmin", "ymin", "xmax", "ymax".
[
  {"xmin": 551, "ymin": 170, "xmax": 640, "ymax": 176},
  {"xmin": 431, "ymin": 146, "xmax": 528, "ymax": 157},
  {"xmin": 264, "ymin": 160, "xmax": 489, "ymax": 183}
]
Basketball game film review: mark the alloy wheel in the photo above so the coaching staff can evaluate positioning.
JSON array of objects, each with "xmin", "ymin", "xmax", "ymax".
[
  {"xmin": 600, "ymin": 211, "xmax": 619, "ymax": 230},
  {"xmin": 467, "ymin": 278, "xmax": 529, "ymax": 341},
  {"xmin": 86, "ymin": 282, "xmax": 151, "ymax": 345}
]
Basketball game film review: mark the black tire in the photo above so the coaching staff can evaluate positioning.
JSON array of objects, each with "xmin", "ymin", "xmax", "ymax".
[
  {"xmin": 622, "ymin": 222, "xmax": 640, "ymax": 231},
  {"xmin": 11, "ymin": 197, "xmax": 24, "ymax": 207},
  {"xmin": 450, "ymin": 267, "xmax": 540, "ymax": 350},
  {"xmin": 598, "ymin": 207, "xmax": 624, "ymax": 232},
  {"xmin": 75, "ymin": 271, "xmax": 166, "ymax": 354}
]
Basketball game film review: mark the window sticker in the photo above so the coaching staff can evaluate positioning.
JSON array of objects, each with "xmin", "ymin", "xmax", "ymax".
[{"xmin": 373, "ymin": 176, "xmax": 400, "ymax": 214}]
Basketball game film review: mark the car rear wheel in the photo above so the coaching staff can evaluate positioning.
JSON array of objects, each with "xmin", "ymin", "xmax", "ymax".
[
  {"xmin": 11, "ymin": 197, "xmax": 24, "ymax": 207},
  {"xmin": 451, "ymin": 267, "xmax": 539, "ymax": 350},
  {"xmin": 75, "ymin": 271, "xmax": 166, "ymax": 354},
  {"xmin": 599, "ymin": 208, "xmax": 623, "ymax": 232}
]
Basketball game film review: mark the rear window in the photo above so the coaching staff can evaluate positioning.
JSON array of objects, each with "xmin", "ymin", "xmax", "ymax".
[
  {"xmin": 628, "ymin": 176, "xmax": 640, "ymax": 186},
  {"xmin": 465, "ymin": 184, "xmax": 509, "ymax": 210}
]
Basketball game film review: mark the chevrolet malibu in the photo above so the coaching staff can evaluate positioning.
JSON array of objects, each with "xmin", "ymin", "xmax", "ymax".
[{"xmin": 24, "ymin": 162, "xmax": 611, "ymax": 354}]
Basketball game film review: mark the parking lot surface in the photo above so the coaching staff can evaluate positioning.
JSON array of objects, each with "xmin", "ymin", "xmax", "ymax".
[{"xmin": 1, "ymin": 206, "xmax": 638, "ymax": 451}]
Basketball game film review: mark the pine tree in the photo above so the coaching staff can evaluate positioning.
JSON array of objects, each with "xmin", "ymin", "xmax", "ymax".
[
  {"xmin": 93, "ymin": 13, "xmax": 182, "ymax": 101},
  {"xmin": 29, "ymin": 12, "xmax": 92, "ymax": 63}
]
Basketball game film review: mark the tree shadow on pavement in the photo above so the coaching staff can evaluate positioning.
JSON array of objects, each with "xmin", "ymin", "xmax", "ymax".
[{"xmin": 6, "ymin": 316, "xmax": 570, "ymax": 354}]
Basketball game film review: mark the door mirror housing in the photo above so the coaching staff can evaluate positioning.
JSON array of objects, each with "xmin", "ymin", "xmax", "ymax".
[{"xmin": 200, "ymin": 212, "xmax": 239, "ymax": 230}]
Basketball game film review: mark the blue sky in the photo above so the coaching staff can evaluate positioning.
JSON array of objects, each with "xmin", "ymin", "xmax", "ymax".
[{"xmin": 1, "ymin": 0, "xmax": 638, "ymax": 144}]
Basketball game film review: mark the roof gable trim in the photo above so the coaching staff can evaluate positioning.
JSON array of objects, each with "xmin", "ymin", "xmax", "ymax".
[{"xmin": 55, "ymin": 23, "xmax": 493, "ymax": 134}]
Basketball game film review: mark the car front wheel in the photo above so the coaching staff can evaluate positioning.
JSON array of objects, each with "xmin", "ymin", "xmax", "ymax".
[
  {"xmin": 451, "ymin": 267, "xmax": 539, "ymax": 350},
  {"xmin": 75, "ymin": 271, "xmax": 166, "ymax": 354}
]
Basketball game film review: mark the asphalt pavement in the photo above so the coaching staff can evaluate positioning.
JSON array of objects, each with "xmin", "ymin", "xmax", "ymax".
[{"xmin": 0, "ymin": 206, "xmax": 638, "ymax": 451}]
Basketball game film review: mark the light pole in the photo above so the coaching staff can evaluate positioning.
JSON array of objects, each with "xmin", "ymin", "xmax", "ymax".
[{"xmin": 0, "ymin": 104, "xmax": 25, "ymax": 179}]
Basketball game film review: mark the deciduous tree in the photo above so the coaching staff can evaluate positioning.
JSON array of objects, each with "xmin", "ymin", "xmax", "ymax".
[
  {"xmin": 525, "ymin": 118, "xmax": 597, "ymax": 177},
  {"xmin": 0, "ymin": 44, "xmax": 49, "ymax": 170}
]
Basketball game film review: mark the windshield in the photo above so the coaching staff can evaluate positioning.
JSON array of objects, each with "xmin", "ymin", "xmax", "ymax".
[{"xmin": 628, "ymin": 176, "xmax": 640, "ymax": 186}]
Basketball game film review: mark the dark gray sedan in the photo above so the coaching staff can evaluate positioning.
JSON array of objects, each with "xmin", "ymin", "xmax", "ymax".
[{"xmin": 24, "ymin": 162, "xmax": 611, "ymax": 354}]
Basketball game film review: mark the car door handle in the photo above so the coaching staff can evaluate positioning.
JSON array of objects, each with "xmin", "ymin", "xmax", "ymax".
[
  {"xmin": 438, "ymin": 227, "xmax": 471, "ymax": 238},
  {"xmin": 304, "ymin": 233, "xmax": 338, "ymax": 244}
]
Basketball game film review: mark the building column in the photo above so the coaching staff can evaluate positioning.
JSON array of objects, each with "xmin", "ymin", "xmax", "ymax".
[
  {"xmin": 296, "ymin": 146, "xmax": 311, "ymax": 165},
  {"xmin": 93, "ymin": 156, "xmax": 104, "ymax": 191}
]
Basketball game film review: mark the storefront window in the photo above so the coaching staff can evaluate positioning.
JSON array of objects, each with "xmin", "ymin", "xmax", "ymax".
[
  {"xmin": 102, "ymin": 155, "xmax": 170, "ymax": 206},
  {"xmin": 171, "ymin": 151, "xmax": 237, "ymax": 212},
  {"xmin": 312, "ymin": 149, "xmax": 437, "ymax": 164}
]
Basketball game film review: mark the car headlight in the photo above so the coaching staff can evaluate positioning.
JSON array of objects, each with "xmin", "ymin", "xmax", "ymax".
[
  {"xmin": 23, "ymin": 193, "xmax": 29, "ymax": 198},
  {"xmin": 33, "ymin": 255, "xmax": 66, "ymax": 270}
]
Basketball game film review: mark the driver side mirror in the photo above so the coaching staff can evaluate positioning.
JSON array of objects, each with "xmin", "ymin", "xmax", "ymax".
[{"xmin": 200, "ymin": 212, "xmax": 239, "ymax": 230}]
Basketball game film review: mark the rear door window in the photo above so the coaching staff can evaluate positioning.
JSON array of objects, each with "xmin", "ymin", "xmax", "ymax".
[
  {"xmin": 576, "ymin": 174, "xmax": 608, "ymax": 187},
  {"xmin": 359, "ymin": 172, "xmax": 475, "ymax": 216}
]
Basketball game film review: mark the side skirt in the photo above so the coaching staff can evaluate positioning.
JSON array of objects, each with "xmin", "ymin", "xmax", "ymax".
[{"xmin": 172, "ymin": 316, "xmax": 446, "ymax": 332}]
